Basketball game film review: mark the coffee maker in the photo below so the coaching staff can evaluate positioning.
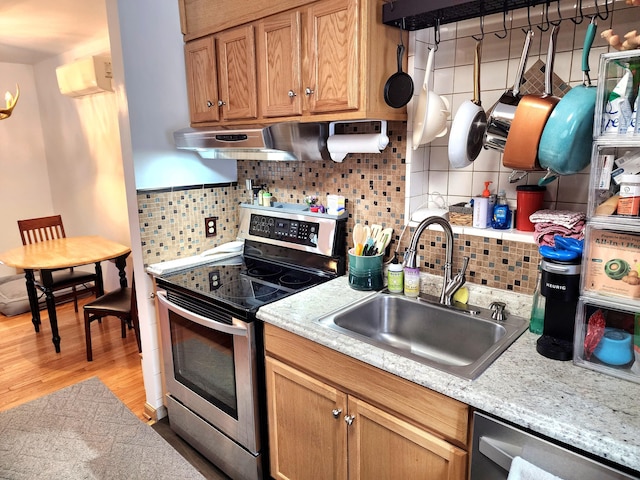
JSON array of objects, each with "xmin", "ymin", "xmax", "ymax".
[{"xmin": 536, "ymin": 257, "xmax": 582, "ymax": 361}]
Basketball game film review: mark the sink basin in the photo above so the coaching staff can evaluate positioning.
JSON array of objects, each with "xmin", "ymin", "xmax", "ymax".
[{"xmin": 316, "ymin": 292, "xmax": 528, "ymax": 380}]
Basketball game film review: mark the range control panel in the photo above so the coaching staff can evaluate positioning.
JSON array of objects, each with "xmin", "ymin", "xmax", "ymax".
[{"xmin": 249, "ymin": 214, "xmax": 319, "ymax": 247}]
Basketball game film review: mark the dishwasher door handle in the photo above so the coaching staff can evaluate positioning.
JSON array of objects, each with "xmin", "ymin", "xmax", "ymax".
[{"xmin": 479, "ymin": 436, "xmax": 522, "ymax": 472}]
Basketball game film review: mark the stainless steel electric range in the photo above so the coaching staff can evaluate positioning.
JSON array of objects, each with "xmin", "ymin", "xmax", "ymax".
[{"xmin": 153, "ymin": 203, "xmax": 347, "ymax": 480}]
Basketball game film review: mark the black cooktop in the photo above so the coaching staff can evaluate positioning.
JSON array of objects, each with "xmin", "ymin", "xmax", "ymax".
[{"xmin": 156, "ymin": 255, "xmax": 333, "ymax": 318}]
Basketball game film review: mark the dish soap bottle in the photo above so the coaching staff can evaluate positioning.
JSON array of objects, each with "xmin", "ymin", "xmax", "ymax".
[
  {"xmin": 403, "ymin": 264, "xmax": 420, "ymax": 298},
  {"xmin": 387, "ymin": 253, "xmax": 404, "ymax": 293},
  {"xmin": 491, "ymin": 189, "xmax": 512, "ymax": 229}
]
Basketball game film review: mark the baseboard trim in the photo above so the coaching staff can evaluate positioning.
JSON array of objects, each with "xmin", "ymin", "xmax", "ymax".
[{"xmin": 144, "ymin": 401, "xmax": 167, "ymax": 422}]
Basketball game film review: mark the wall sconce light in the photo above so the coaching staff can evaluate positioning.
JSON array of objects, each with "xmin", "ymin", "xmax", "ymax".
[{"xmin": 0, "ymin": 85, "xmax": 20, "ymax": 120}]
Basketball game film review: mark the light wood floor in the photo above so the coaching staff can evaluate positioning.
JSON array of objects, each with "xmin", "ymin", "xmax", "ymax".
[{"xmin": 0, "ymin": 295, "xmax": 147, "ymax": 421}]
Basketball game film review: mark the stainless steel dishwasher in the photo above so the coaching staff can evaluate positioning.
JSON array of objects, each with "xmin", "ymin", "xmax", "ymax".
[{"xmin": 470, "ymin": 411, "xmax": 639, "ymax": 479}]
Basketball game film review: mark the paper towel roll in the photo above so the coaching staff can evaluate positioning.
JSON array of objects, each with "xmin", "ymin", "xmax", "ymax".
[{"xmin": 327, "ymin": 133, "xmax": 390, "ymax": 162}]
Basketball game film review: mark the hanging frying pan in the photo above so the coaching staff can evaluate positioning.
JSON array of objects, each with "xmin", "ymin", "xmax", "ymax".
[
  {"xmin": 448, "ymin": 40, "xmax": 487, "ymax": 168},
  {"xmin": 502, "ymin": 25, "xmax": 560, "ymax": 171},
  {"xmin": 537, "ymin": 18, "xmax": 598, "ymax": 185},
  {"xmin": 384, "ymin": 42, "xmax": 414, "ymax": 108},
  {"xmin": 484, "ymin": 30, "xmax": 534, "ymax": 152},
  {"xmin": 413, "ymin": 47, "xmax": 451, "ymax": 149}
]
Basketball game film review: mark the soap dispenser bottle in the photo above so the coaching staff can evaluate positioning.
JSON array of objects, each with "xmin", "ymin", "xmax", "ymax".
[
  {"xmin": 491, "ymin": 190, "xmax": 512, "ymax": 229},
  {"xmin": 387, "ymin": 252, "xmax": 404, "ymax": 293}
]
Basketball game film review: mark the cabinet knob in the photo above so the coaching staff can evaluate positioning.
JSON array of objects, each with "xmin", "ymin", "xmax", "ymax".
[
  {"xmin": 217, "ymin": 100, "xmax": 226, "ymax": 107},
  {"xmin": 206, "ymin": 100, "xmax": 214, "ymax": 108},
  {"xmin": 344, "ymin": 414, "xmax": 355, "ymax": 426},
  {"xmin": 332, "ymin": 408, "xmax": 342, "ymax": 419},
  {"xmin": 305, "ymin": 87, "xmax": 314, "ymax": 96},
  {"xmin": 288, "ymin": 90, "xmax": 297, "ymax": 98}
]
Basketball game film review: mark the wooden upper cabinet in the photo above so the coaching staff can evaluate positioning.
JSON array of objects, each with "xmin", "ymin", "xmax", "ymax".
[
  {"xmin": 216, "ymin": 25, "xmax": 258, "ymax": 121},
  {"xmin": 181, "ymin": 0, "xmax": 407, "ymax": 126},
  {"xmin": 304, "ymin": 0, "xmax": 359, "ymax": 114},
  {"xmin": 184, "ymin": 36, "xmax": 220, "ymax": 123},
  {"xmin": 257, "ymin": 11, "xmax": 303, "ymax": 118}
]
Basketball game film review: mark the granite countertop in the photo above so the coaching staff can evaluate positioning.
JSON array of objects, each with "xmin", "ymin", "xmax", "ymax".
[{"xmin": 257, "ymin": 276, "xmax": 640, "ymax": 474}]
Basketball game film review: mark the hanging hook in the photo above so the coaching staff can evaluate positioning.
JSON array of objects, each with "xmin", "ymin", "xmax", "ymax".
[
  {"xmin": 538, "ymin": 1, "xmax": 551, "ymax": 32},
  {"xmin": 522, "ymin": 2, "xmax": 533, "ymax": 34},
  {"xmin": 472, "ymin": 2, "xmax": 485, "ymax": 41},
  {"xmin": 550, "ymin": 0, "xmax": 562, "ymax": 26},
  {"xmin": 570, "ymin": 0, "xmax": 584, "ymax": 24},
  {"xmin": 495, "ymin": 0, "xmax": 508, "ymax": 39},
  {"xmin": 594, "ymin": 0, "xmax": 610, "ymax": 21}
]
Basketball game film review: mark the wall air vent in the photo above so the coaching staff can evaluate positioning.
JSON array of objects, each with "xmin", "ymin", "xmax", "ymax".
[{"xmin": 382, "ymin": 0, "xmax": 545, "ymax": 30}]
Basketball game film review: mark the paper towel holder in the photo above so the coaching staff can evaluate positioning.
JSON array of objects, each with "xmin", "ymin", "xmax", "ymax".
[{"xmin": 328, "ymin": 119, "xmax": 389, "ymax": 145}]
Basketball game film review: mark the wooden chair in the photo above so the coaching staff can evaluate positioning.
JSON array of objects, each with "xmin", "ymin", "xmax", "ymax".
[
  {"xmin": 17, "ymin": 215, "xmax": 97, "ymax": 312},
  {"xmin": 83, "ymin": 277, "xmax": 141, "ymax": 362}
]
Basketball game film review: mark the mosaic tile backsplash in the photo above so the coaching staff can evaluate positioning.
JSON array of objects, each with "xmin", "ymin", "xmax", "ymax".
[{"xmin": 137, "ymin": 120, "xmax": 540, "ymax": 294}]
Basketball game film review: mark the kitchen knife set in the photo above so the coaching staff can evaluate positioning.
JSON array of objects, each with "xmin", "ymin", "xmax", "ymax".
[{"xmin": 352, "ymin": 223, "xmax": 392, "ymax": 256}]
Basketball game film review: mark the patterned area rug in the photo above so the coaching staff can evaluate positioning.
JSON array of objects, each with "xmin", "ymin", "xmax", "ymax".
[{"xmin": 0, "ymin": 377, "xmax": 205, "ymax": 479}]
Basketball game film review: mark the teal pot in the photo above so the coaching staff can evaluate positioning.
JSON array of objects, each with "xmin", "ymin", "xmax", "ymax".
[{"xmin": 537, "ymin": 19, "xmax": 597, "ymax": 185}]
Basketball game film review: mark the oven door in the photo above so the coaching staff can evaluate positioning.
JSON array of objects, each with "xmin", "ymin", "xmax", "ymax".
[{"xmin": 156, "ymin": 290, "xmax": 260, "ymax": 453}]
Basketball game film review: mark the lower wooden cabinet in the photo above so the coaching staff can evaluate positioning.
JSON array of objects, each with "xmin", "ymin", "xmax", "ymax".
[{"xmin": 264, "ymin": 325, "xmax": 469, "ymax": 480}]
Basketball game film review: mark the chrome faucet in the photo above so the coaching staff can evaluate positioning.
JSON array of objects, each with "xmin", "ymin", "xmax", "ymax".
[{"xmin": 404, "ymin": 216, "xmax": 469, "ymax": 306}]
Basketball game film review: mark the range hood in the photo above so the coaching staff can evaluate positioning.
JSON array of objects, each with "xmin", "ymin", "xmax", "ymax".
[{"xmin": 173, "ymin": 122, "xmax": 330, "ymax": 161}]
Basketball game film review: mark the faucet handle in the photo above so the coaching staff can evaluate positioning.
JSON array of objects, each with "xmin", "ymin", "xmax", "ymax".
[
  {"xmin": 458, "ymin": 256, "xmax": 470, "ymax": 275},
  {"xmin": 489, "ymin": 301, "xmax": 507, "ymax": 322}
]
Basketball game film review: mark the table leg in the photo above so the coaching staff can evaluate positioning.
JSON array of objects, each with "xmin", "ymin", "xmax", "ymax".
[
  {"xmin": 115, "ymin": 253, "xmax": 130, "ymax": 288},
  {"xmin": 24, "ymin": 269, "xmax": 41, "ymax": 333},
  {"xmin": 94, "ymin": 262, "xmax": 104, "ymax": 297},
  {"xmin": 39, "ymin": 270, "xmax": 60, "ymax": 353}
]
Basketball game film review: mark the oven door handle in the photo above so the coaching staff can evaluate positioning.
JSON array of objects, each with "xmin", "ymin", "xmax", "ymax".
[{"xmin": 156, "ymin": 290, "xmax": 249, "ymax": 337}]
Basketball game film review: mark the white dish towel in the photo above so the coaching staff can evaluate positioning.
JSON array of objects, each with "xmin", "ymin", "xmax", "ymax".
[{"xmin": 507, "ymin": 456, "xmax": 565, "ymax": 480}]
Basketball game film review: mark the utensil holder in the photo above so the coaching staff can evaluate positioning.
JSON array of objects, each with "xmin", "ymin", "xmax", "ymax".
[{"xmin": 348, "ymin": 248, "xmax": 384, "ymax": 291}]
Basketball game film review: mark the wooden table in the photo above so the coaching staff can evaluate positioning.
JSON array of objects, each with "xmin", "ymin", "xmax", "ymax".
[{"xmin": 0, "ymin": 236, "xmax": 131, "ymax": 353}]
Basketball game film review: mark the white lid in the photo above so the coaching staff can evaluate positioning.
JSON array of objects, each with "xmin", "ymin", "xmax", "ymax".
[{"xmin": 619, "ymin": 174, "xmax": 640, "ymax": 184}]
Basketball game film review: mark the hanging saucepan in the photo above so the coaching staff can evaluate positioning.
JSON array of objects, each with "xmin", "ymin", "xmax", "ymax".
[
  {"xmin": 537, "ymin": 18, "xmax": 598, "ymax": 185},
  {"xmin": 503, "ymin": 25, "xmax": 560, "ymax": 171},
  {"xmin": 448, "ymin": 40, "xmax": 487, "ymax": 168},
  {"xmin": 413, "ymin": 47, "xmax": 451, "ymax": 149},
  {"xmin": 384, "ymin": 41, "xmax": 414, "ymax": 108},
  {"xmin": 484, "ymin": 29, "xmax": 533, "ymax": 152}
]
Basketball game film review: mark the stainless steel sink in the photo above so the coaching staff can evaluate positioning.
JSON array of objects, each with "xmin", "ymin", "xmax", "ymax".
[{"xmin": 316, "ymin": 292, "xmax": 528, "ymax": 380}]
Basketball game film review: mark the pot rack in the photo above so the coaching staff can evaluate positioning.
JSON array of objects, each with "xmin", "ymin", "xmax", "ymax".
[{"xmin": 382, "ymin": 0, "xmax": 607, "ymax": 31}]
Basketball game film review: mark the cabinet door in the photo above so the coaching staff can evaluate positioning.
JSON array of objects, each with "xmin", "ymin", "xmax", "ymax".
[
  {"xmin": 266, "ymin": 357, "xmax": 347, "ymax": 480},
  {"xmin": 184, "ymin": 36, "xmax": 220, "ymax": 123},
  {"xmin": 305, "ymin": 0, "xmax": 359, "ymax": 113},
  {"xmin": 216, "ymin": 24, "xmax": 258, "ymax": 121},
  {"xmin": 348, "ymin": 397, "xmax": 468, "ymax": 480},
  {"xmin": 257, "ymin": 11, "xmax": 303, "ymax": 117}
]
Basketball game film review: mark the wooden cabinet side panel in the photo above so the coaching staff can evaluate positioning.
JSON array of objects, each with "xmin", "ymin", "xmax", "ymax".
[
  {"xmin": 362, "ymin": 0, "xmax": 410, "ymax": 118},
  {"xmin": 349, "ymin": 397, "xmax": 468, "ymax": 480},
  {"xmin": 216, "ymin": 25, "xmax": 258, "ymax": 121},
  {"xmin": 266, "ymin": 357, "xmax": 348, "ymax": 480},
  {"xmin": 305, "ymin": 0, "xmax": 359, "ymax": 113},
  {"xmin": 184, "ymin": 36, "xmax": 219, "ymax": 123},
  {"xmin": 264, "ymin": 324, "xmax": 470, "ymax": 448},
  {"xmin": 257, "ymin": 12, "xmax": 303, "ymax": 117}
]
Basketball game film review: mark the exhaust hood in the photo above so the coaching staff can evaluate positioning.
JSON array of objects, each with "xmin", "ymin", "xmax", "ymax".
[{"xmin": 173, "ymin": 122, "xmax": 330, "ymax": 161}]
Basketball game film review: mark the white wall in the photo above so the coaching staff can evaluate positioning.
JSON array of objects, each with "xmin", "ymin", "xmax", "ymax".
[
  {"xmin": 106, "ymin": 0, "xmax": 238, "ymax": 417},
  {"xmin": 0, "ymin": 63, "xmax": 54, "ymax": 277},
  {"xmin": 29, "ymin": 36, "xmax": 130, "ymax": 291}
]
